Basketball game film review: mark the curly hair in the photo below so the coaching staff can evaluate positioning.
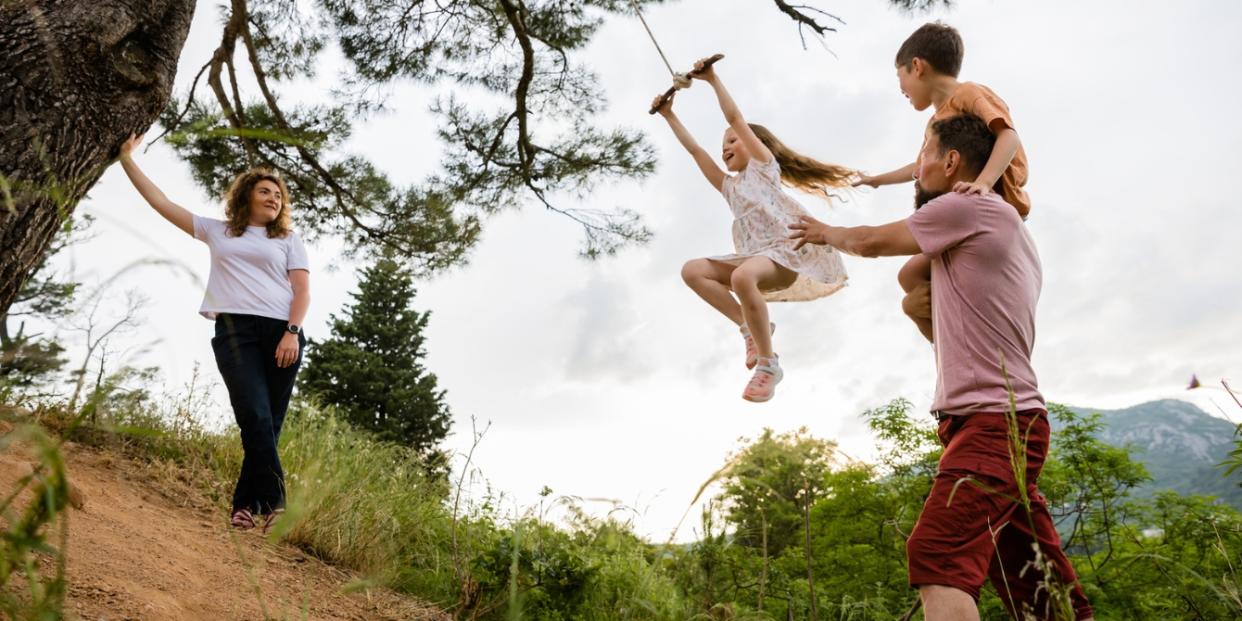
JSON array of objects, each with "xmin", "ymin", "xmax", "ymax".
[
  {"xmin": 748, "ymin": 124, "xmax": 856, "ymax": 199},
  {"xmin": 895, "ymin": 22, "xmax": 964, "ymax": 77},
  {"xmin": 223, "ymin": 167, "xmax": 292, "ymax": 238}
]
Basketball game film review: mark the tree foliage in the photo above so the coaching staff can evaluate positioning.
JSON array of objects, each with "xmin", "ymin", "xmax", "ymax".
[
  {"xmin": 674, "ymin": 399, "xmax": 1242, "ymax": 620},
  {"xmin": 720, "ymin": 427, "xmax": 839, "ymax": 556},
  {"xmin": 298, "ymin": 254, "xmax": 452, "ymax": 455},
  {"xmin": 0, "ymin": 217, "xmax": 90, "ymax": 393},
  {"xmin": 160, "ymin": 0, "xmax": 675, "ymax": 267}
]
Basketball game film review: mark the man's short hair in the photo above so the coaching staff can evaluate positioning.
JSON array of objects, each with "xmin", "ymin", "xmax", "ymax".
[
  {"xmin": 930, "ymin": 114, "xmax": 995, "ymax": 177},
  {"xmin": 895, "ymin": 22, "xmax": 964, "ymax": 77}
]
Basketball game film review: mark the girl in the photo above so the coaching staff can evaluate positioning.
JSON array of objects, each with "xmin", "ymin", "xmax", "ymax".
[
  {"xmin": 117, "ymin": 134, "xmax": 310, "ymax": 533},
  {"xmin": 653, "ymin": 59, "xmax": 853, "ymax": 402}
]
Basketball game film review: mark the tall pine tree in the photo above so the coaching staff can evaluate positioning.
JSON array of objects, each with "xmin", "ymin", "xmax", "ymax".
[{"xmin": 299, "ymin": 256, "xmax": 451, "ymax": 455}]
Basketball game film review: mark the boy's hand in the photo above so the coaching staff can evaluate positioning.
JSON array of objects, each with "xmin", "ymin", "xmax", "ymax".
[
  {"xmin": 788, "ymin": 215, "xmax": 830, "ymax": 250},
  {"xmin": 651, "ymin": 92, "xmax": 674, "ymax": 117},
  {"xmin": 952, "ymin": 180, "xmax": 993, "ymax": 195},
  {"xmin": 853, "ymin": 175, "xmax": 879, "ymax": 188}
]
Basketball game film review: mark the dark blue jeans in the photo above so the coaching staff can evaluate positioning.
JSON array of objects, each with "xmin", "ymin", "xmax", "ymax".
[{"xmin": 211, "ymin": 313, "xmax": 304, "ymax": 515}]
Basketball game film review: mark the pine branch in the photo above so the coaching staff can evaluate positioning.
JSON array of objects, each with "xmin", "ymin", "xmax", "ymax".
[
  {"xmin": 771, "ymin": 0, "xmax": 844, "ymax": 37},
  {"xmin": 236, "ymin": 2, "xmax": 396, "ymax": 250},
  {"xmin": 150, "ymin": 59, "xmax": 212, "ymax": 147},
  {"xmin": 207, "ymin": 2, "xmax": 259, "ymax": 162}
]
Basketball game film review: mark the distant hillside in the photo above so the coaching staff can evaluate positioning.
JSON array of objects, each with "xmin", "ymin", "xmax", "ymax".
[{"xmin": 1063, "ymin": 399, "xmax": 1242, "ymax": 507}]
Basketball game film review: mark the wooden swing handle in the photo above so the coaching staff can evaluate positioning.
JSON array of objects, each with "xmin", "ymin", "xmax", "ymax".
[{"xmin": 648, "ymin": 53, "xmax": 725, "ymax": 115}]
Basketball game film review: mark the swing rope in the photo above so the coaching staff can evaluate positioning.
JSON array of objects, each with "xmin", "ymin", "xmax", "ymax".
[
  {"xmin": 629, "ymin": 1, "xmax": 724, "ymax": 114},
  {"xmin": 628, "ymin": 0, "xmax": 679, "ymax": 81}
]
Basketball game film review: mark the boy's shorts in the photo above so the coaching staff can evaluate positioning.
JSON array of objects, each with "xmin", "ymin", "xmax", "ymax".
[{"xmin": 906, "ymin": 410, "xmax": 1094, "ymax": 620}]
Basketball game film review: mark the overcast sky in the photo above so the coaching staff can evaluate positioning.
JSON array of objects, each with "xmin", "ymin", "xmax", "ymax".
[{"xmin": 53, "ymin": 0, "xmax": 1242, "ymax": 541}]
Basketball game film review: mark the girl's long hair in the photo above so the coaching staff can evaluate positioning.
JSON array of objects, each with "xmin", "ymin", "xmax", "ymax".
[
  {"xmin": 223, "ymin": 167, "xmax": 293, "ymax": 238},
  {"xmin": 749, "ymin": 124, "xmax": 857, "ymax": 199}
]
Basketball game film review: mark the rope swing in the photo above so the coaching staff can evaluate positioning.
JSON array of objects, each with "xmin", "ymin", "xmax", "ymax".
[{"xmin": 628, "ymin": 0, "xmax": 725, "ymax": 114}]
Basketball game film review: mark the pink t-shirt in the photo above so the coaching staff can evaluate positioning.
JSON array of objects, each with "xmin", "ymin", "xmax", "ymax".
[{"xmin": 906, "ymin": 192, "xmax": 1044, "ymax": 415}]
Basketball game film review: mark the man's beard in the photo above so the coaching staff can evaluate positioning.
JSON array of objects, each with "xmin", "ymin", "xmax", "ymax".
[{"xmin": 914, "ymin": 182, "xmax": 946, "ymax": 210}]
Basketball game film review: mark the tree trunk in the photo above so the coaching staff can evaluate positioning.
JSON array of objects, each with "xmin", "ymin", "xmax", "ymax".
[
  {"xmin": 802, "ymin": 479, "xmax": 818, "ymax": 621},
  {"xmin": 0, "ymin": 0, "xmax": 195, "ymax": 317}
]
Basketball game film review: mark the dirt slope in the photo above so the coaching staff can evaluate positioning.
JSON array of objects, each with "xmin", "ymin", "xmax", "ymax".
[{"xmin": 0, "ymin": 432, "xmax": 449, "ymax": 621}]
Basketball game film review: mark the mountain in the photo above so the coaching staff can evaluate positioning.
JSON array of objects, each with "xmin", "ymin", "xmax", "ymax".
[{"xmin": 1063, "ymin": 399, "xmax": 1242, "ymax": 508}]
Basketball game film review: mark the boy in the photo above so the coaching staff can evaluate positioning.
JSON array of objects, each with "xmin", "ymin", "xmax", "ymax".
[{"xmin": 857, "ymin": 22, "xmax": 1029, "ymax": 342}]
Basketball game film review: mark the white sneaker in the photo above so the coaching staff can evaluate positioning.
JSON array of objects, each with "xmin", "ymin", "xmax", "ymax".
[{"xmin": 742, "ymin": 357, "xmax": 783, "ymax": 403}]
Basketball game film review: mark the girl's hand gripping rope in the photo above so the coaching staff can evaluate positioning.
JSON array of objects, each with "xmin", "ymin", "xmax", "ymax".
[
  {"xmin": 648, "ymin": 53, "xmax": 725, "ymax": 115},
  {"xmin": 651, "ymin": 91, "xmax": 676, "ymax": 117},
  {"xmin": 689, "ymin": 55, "xmax": 723, "ymax": 83}
]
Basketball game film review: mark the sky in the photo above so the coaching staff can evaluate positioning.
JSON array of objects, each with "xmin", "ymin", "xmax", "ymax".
[{"xmin": 44, "ymin": 0, "xmax": 1242, "ymax": 541}]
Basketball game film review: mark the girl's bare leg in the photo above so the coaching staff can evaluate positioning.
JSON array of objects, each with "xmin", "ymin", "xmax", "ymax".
[
  {"xmin": 681, "ymin": 258, "xmax": 744, "ymax": 325},
  {"xmin": 730, "ymin": 257, "xmax": 797, "ymax": 359}
]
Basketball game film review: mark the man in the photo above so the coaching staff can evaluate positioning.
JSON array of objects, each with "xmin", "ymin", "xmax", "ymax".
[{"xmin": 789, "ymin": 114, "xmax": 1094, "ymax": 620}]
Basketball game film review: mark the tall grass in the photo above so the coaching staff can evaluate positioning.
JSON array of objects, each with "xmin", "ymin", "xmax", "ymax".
[
  {"xmin": 0, "ymin": 422, "xmax": 70, "ymax": 620},
  {"xmin": 277, "ymin": 406, "xmax": 460, "ymax": 602},
  {"xmin": 32, "ymin": 389, "xmax": 689, "ymax": 620}
]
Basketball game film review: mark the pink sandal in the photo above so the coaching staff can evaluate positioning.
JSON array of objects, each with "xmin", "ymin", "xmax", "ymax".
[
  {"xmin": 742, "ymin": 358, "xmax": 783, "ymax": 403},
  {"xmin": 741, "ymin": 322, "xmax": 776, "ymax": 370},
  {"xmin": 231, "ymin": 508, "xmax": 256, "ymax": 530},
  {"xmin": 259, "ymin": 509, "xmax": 284, "ymax": 535}
]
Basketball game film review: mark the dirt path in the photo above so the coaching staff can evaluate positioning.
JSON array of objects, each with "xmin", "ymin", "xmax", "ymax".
[{"xmin": 0, "ymin": 433, "xmax": 449, "ymax": 620}]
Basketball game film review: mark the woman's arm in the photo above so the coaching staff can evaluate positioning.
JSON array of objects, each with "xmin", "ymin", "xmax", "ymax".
[
  {"xmin": 275, "ymin": 269, "xmax": 310, "ymax": 368},
  {"xmin": 117, "ymin": 134, "xmax": 194, "ymax": 236},
  {"xmin": 693, "ymin": 60, "xmax": 773, "ymax": 165},
  {"xmin": 653, "ymin": 94, "xmax": 727, "ymax": 192},
  {"xmin": 286, "ymin": 269, "xmax": 310, "ymax": 328}
]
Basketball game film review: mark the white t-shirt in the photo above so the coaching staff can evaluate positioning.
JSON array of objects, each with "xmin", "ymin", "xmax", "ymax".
[{"xmin": 192, "ymin": 215, "xmax": 310, "ymax": 321}]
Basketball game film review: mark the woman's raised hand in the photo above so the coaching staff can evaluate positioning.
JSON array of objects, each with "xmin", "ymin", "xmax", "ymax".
[
  {"xmin": 115, "ymin": 132, "xmax": 196, "ymax": 236},
  {"xmin": 119, "ymin": 133, "xmax": 144, "ymax": 160}
]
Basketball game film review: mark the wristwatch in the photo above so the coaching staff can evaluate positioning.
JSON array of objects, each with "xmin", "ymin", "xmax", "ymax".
[{"xmin": 286, "ymin": 324, "xmax": 301, "ymax": 335}]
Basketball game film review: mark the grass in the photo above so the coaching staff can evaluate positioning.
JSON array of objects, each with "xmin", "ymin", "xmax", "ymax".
[
  {"xmin": 0, "ymin": 420, "xmax": 71, "ymax": 620},
  {"xmin": 22, "ymin": 388, "xmax": 690, "ymax": 620},
  {"xmin": 6, "ymin": 380, "xmax": 1242, "ymax": 620}
]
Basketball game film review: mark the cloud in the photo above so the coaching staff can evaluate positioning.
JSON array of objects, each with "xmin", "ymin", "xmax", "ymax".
[{"xmin": 562, "ymin": 276, "xmax": 651, "ymax": 383}]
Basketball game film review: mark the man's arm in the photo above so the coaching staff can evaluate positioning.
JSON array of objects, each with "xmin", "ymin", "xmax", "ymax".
[{"xmin": 789, "ymin": 216, "xmax": 922, "ymax": 258}]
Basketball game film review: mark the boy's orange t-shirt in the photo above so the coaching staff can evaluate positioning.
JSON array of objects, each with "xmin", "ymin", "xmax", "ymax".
[{"xmin": 925, "ymin": 82, "xmax": 1030, "ymax": 218}]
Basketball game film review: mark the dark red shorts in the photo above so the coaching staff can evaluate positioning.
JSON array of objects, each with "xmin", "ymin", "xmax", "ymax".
[{"xmin": 906, "ymin": 410, "xmax": 1094, "ymax": 620}]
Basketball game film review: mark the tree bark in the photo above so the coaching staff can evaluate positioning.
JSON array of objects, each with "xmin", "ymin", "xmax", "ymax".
[{"xmin": 0, "ymin": 0, "xmax": 195, "ymax": 317}]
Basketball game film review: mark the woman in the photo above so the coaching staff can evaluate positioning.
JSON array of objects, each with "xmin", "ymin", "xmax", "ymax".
[{"xmin": 117, "ymin": 134, "xmax": 310, "ymax": 533}]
